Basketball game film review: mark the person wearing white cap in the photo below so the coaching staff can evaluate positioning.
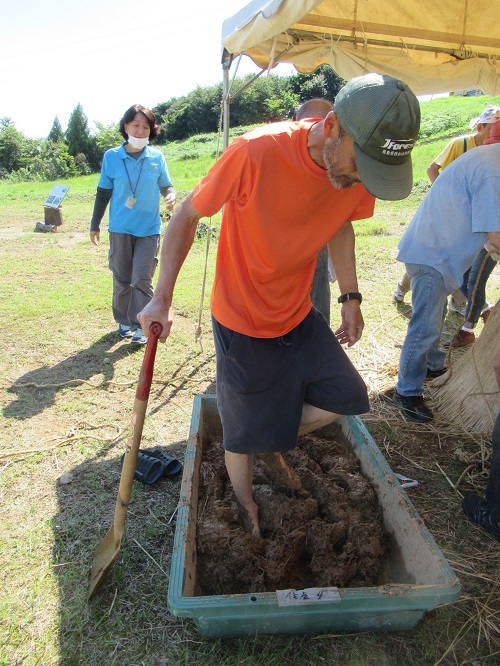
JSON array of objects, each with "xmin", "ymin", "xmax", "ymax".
[
  {"xmin": 138, "ymin": 73, "xmax": 421, "ymax": 536},
  {"xmin": 392, "ymin": 103, "xmax": 500, "ymax": 308},
  {"xmin": 443, "ymin": 118, "xmax": 500, "ymax": 348},
  {"xmin": 427, "ymin": 104, "xmax": 500, "ymax": 183},
  {"xmin": 468, "ymin": 105, "xmax": 500, "ymax": 134}
]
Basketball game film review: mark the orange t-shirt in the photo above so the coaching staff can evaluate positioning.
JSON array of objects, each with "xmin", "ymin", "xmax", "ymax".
[{"xmin": 192, "ymin": 121, "xmax": 374, "ymax": 337}]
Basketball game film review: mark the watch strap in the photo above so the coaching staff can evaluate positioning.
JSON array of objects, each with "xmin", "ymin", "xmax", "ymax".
[{"xmin": 338, "ymin": 292, "xmax": 363, "ymax": 304}]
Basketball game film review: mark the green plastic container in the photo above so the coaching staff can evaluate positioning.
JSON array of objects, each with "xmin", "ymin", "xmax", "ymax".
[{"xmin": 168, "ymin": 395, "xmax": 460, "ymax": 638}]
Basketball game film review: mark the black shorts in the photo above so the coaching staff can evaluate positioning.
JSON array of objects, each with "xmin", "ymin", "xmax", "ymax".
[{"xmin": 212, "ymin": 309, "xmax": 369, "ymax": 454}]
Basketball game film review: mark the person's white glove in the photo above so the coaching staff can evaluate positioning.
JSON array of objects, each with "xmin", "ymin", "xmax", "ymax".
[{"xmin": 484, "ymin": 241, "xmax": 500, "ymax": 262}]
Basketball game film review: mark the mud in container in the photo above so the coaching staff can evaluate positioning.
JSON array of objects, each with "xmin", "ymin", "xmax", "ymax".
[{"xmin": 168, "ymin": 395, "xmax": 460, "ymax": 638}]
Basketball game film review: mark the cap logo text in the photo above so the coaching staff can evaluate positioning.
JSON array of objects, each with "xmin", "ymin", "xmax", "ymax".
[{"xmin": 381, "ymin": 138, "xmax": 415, "ymax": 156}]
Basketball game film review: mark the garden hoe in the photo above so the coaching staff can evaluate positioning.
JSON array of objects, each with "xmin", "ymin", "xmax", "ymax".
[{"xmin": 88, "ymin": 322, "xmax": 162, "ymax": 599}]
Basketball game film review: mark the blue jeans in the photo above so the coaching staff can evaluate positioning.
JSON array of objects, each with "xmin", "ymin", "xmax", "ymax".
[
  {"xmin": 487, "ymin": 411, "xmax": 500, "ymax": 521},
  {"xmin": 459, "ymin": 248, "xmax": 497, "ymax": 326},
  {"xmin": 396, "ymin": 264, "xmax": 447, "ymax": 396}
]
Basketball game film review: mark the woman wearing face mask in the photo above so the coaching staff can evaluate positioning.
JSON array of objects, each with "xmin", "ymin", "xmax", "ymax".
[{"xmin": 89, "ymin": 104, "xmax": 175, "ymax": 344}]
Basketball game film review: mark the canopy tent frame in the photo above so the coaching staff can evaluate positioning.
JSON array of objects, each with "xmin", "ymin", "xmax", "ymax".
[
  {"xmin": 286, "ymin": 29, "xmax": 493, "ymax": 61},
  {"xmin": 222, "ymin": 52, "xmax": 274, "ymax": 149},
  {"xmin": 220, "ymin": 0, "xmax": 500, "ymax": 147}
]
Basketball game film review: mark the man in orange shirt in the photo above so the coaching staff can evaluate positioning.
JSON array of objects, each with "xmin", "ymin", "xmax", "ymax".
[{"xmin": 139, "ymin": 74, "xmax": 420, "ymax": 536}]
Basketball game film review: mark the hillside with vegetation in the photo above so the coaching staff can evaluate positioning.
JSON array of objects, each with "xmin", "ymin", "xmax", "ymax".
[
  {"xmin": 1, "ymin": 66, "xmax": 498, "ymax": 185},
  {"xmin": 163, "ymin": 93, "xmax": 500, "ymax": 195},
  {"xmin": 0, "ymin": 67, "xmax": 343, "ymax": 182}
]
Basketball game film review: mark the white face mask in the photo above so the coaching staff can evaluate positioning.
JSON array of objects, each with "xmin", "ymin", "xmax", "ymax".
[{"xmin": 127, "ymin": 136, "xmax": 149, "ymax": 150}]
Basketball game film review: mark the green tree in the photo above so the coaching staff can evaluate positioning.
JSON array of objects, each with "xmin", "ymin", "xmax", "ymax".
[
  {"xmin": 7, "ymin": 140, "xmax": 78, "ymax": 182},
  {"xmin": 227, "ymin": 74, "xmax": 298, "ymax": 126},
  {"xmin": 94, "ymin": 121, "xmax": 121, "ymax": 156},
  {"xmin": 65, "ymin": 103, "xmax": 99, "ymax": 171},
  {"xmin": 264, "ymin": 90, "xmax": 300, "ymax": 122},
  {"xmin": 92, "ymin": 121, "xmax": 122, "ymax": 168},
  {"xmin": 187, "ymin": 85, "xmax": 223, "ymax": 135},
  {"xmin": 152, "ymin": 100, "xmax": 175, "ymax": 143},
  {"xmin": 0, "ymin": 124, "xmax": 31, "ymax": 173},
  {"xmin": 153, "ymin": 71, "xmax": 342, "ymax": 142},
  {"xmin": 156, "ymin": 75, "xmax": 297, "ymax": 142},
  {"xmin": 160, "ymin": 97, "xmax": 191, "ymax": 141},
  {"xmin": 290, "ymin": 65, "xmax": 344, "ymax": 103},
  {"xmin": 230, "ymin": 75, "xmax": 272, "ymax": 126},
  {"xmin": 48, "ymin": 116, "xmax": 64, "ymax": 143},
  {"xmin": 1, "ymin": 117, "xmax": 15, "ymax": 130},
  {"xmin": 65, "ymin": 103, "xmax": 91, "ymax": 155}
]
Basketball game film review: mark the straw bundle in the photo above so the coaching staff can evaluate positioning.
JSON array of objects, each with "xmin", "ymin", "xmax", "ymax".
[{"xmin": 428, "ymin": 302, "xmax": 500, "ymax": 434}]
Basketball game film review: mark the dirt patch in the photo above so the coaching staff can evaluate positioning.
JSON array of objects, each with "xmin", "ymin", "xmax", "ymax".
[
  {"xmin": 196, "ymin": 432, "xmax": 387, "ymax": 596},
  {"xmin": 0, "ymin": 226, "xmax": 26, "ymax": 239}
]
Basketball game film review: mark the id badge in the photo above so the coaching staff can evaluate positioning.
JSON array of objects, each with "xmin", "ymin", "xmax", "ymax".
[{"xmin": 125, "ymin": 196, "xmax": 137, "ymax": 209}]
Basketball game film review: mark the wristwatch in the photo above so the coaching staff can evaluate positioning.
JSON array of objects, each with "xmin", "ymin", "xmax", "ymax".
[{"xmin": 338, "ymin": 292, "xmax": 363, "ymax": 304}]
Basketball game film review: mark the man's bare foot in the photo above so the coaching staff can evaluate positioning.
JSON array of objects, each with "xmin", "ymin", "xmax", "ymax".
[
  {"xmin": 238, "ymin": 500, "xmax": 261, "ymax": 537},
  {"xmin": 223, "ymin": 450, "xmax": 261, "ymax": 535},
  {"xmin": 258, "ymin": 453, "xmax": 302, "ymax": 491}
]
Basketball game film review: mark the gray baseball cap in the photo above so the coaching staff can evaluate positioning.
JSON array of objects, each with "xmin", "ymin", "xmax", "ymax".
[{"xmin": 334, "ymin": 73, "xmax": 420, "ymax": 201}]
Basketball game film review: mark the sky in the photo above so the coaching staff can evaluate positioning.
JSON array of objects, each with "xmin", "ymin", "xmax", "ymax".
[{"xmin": 0, "ymin": 0, "xmax": 294, "ymax": 139}]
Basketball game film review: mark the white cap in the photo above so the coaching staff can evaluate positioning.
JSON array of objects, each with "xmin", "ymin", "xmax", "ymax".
[{"xmin": 469, "ymin": 105, "xmax": 500, "ymax": 129}]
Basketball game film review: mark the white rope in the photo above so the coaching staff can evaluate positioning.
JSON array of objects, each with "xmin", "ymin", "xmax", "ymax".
[{"xmin": 194, "ymin": 92, "xmax": 227, "ymax": 349}]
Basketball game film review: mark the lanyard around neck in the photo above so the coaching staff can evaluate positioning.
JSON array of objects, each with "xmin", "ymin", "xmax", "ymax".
[{"xmin": 123, "ymin": 158, "xmax": 144, "ymax": 198}]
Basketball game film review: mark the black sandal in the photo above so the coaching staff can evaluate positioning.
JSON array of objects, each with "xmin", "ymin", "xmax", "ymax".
[
  {"xmin": 144, "ymin": 449, "xmax": 183, "ymax": 478},
  {"xmin": 121, "ymin": 449, "xmax": 183, "ymax": 485},
  {"xmin": 121, "ymin": 451, "xmax": 164, "ymax": 485}
]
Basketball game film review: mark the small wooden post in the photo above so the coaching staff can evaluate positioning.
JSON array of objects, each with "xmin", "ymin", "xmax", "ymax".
[{"xmin": 44, "ymin": 206, "xmax": 63, "ymax": 226}]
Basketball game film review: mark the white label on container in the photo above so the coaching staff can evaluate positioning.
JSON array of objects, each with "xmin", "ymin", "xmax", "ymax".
[{"xmin": 276, "ymin": 587, "xmax": 341, "ymax": 606}]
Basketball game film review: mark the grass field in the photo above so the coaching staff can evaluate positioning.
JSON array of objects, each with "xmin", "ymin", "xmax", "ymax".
[{"xmin": 0, "ymin": 95, "xmax": 499, "ymax": 666}]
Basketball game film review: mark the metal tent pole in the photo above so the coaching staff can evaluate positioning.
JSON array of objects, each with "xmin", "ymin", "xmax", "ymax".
[{"xmin": 222, "ymin": 48, "xmax": 232, "ymax": 149}]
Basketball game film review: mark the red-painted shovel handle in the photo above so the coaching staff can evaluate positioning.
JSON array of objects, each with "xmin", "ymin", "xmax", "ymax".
[{"xmin": 136, "ymin": 322, "xmax": 162, "ymax": 401}]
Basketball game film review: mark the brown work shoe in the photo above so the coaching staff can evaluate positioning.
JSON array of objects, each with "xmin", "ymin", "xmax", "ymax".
[
  {"xmin": 481, "ymin": 306, "xmax": 494, "ymax": 324},
  {"xmin": 443, "ymin": 329, "xmax": 475, "ymax": 348}
]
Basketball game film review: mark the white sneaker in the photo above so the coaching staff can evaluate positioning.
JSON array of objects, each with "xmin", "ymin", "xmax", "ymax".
[
  {"xmin": 131, "ymin": 328, "xmax": 147, "ymax": 344},
  {"xmin": 392, "ymin": 286, "xmax": 405, "ymax": 303},
  {"xmin": 118, "ymin": 324, "xmax": 134, "ymax": 339}
]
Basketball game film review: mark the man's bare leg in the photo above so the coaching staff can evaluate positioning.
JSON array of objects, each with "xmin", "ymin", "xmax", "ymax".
[
  {"xmin": 299, "ymin": 402, "xmax": 340, "ymax": 435},
  {"xmin": 224, "ymin": 405, "xmax": 338, "ymax": 536},
  {"xmin": 258, "ymin": 453, "xmax": 302, "ymax": 490},
  {"xmin": 224, "ymin": 450, "xmax": 260, "ymax": 536}
]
